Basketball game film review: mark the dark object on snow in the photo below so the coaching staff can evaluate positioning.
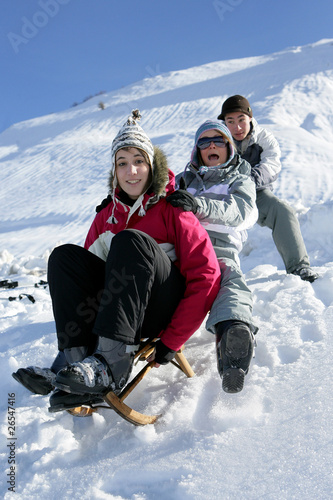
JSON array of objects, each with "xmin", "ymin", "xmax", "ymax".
[
  {"xmin": 0, "ymin": 279, "xmax": 18, "ymax": 289},
  {"xmin": 7, "ymin": 294, "xmax": 35, "ymax": 303},
  {"xmin": 34, "ymin": 280, "xmax": 48, "ymax": 288}
]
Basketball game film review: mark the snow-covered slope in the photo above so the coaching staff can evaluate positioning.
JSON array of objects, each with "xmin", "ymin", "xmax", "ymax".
[{"xmin": 0, "ymin": 40, "xmax": 333, "ymax": 499}]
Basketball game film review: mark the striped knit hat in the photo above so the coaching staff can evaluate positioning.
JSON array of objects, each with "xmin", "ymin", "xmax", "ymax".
[{"xmin": 110, "ymin": 109, "xmax": 154, "ymax": 189}]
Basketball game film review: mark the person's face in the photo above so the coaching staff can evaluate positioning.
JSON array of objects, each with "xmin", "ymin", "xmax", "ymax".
[
  {"xmin": 198, "ymin": 130, "xmax": 229, "ymax": 167},
  {"xmin": 115, "ymin": 148, "xmax": 151, "ymax": 200},
  {"xmin": 224, "ymin": 112, "xmax": 252, "ymax": 141}
]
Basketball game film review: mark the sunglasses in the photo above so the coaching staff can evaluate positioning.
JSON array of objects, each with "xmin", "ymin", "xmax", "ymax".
[{"xmin": 197, "ymin": 136, "xmax": 228, "ymax": 150}]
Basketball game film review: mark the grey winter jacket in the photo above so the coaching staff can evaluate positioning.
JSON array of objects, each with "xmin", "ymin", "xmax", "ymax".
[
  {"xmin": 233, "ymin": 118, "xmax": 281, "ymax": 191},
  {"xmin": 176, "ymin": 155, "xmax": 258, "ymax": 264}
]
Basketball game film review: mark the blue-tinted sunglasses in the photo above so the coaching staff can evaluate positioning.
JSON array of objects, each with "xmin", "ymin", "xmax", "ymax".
[{"xmin": 197, "ymin": 136, "xmax": 228, "ymax": 150}]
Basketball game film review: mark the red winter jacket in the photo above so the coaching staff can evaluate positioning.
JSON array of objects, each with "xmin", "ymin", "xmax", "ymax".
[{"xmin": 84, "ymin": 148, "xmax": 221, "ymax": 352}]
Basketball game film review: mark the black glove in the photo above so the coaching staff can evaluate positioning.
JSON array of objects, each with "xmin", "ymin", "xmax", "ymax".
[
  {"xmin": 166, "ymin": 190, "xmax": 198, "ymax": 214},
  {"xmin": 96, "ymin": 194, "xmax": 112, "ymax": 213},
  {"xmin": 154, "ymin": 340, "xmax": 176, "ymax": 365}
]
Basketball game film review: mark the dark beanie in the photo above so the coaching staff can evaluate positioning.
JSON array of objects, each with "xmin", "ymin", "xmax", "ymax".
[{"xmin": 218, "ymin": 95, "xmax": 253, "ymax": 120}]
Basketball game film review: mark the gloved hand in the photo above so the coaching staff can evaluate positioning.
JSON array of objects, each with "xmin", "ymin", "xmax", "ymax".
[
  {"xmin": 166, "ymin": 190, "xmax": 198, "ymax": 214},
  {"xmin": 96, "ymin": 194, "xmax": 112, "ymax": 213},
  {"xmin": 154, "ymin": 340, "xmax": 176, "ymax": 365}
]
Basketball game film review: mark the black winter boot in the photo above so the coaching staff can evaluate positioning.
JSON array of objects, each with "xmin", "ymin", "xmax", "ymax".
[
  {"xmin": 292, "ymin": 266, "xmax": 319, "ymax": 283},
  {"xmin": 216, "ymin": 321, "xmax": 254, "ymax": 394},
  {"xmin": 55, "ymin": 338, "xmax": 136, "ymax": 395},
  {"xmin": 12, "ymin": 351, "xmax": 68, "ymax": 395},
  {"xmin": 12, "ymin": 367, "xmax": 56, "ymax": 395},
  {"xmin": 48, "ymin": 389, "xmax": 104, "ymax": 412}
]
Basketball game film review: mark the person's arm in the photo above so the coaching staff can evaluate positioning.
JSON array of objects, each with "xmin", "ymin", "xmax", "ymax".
[
  {"xmin": 250, "ymin": 127, "xmax": 281, "ymax": 189},
  {"xmin": 156, "ymin": 203, "xmax": 221, "ymax": 354},
  {"xmin": 84, "ymin": 208, "xmax": 114, "ymax": 261},
  {"xmin": 194, "ymin": 171, "xmax": 257, "ymax": 231},
  {"xmin": 170, "ymin": 162, "xmax": 257, "ymax": 230}
]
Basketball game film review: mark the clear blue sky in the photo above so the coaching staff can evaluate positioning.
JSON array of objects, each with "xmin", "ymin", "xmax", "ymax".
[{"xmin": 1, "ymin": 0, "xmax": 332, "ymax": 133}]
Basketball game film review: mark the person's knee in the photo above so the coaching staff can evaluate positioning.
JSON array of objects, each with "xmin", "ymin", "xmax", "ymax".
[
  {"xmin": 271, "ymin": 200, "xmax": 296, "ymax": 224},
  {"xmin": 261, "ymin": 196, "xmax": 294, "ymax": 225},
  {"xmin": 48, "ymin": 243, "xmax": 76, "ymax": 268},
  {"xmin": 113, "ymin": 229, "xmax": 150, "ymax": 246},
  {"xmin": 112, "ymin": 230, "xmax": 158, "ymax": 257}
]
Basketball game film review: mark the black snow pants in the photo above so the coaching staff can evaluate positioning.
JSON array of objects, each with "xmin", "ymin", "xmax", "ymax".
[{"xmin": 47, "ymin": 229, "xmax": 186, "ymax": 352}]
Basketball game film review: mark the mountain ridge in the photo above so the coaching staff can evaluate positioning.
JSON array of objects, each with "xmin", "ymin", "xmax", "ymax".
[{"xmin": 1, "ymin": 38, "xmax": 333, "ymax": 257}]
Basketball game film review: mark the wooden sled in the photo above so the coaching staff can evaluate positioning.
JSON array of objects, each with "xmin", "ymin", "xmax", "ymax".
[
  {"xmin": 67, "ymin": 406, "xmax": 98, "ymax": 417},
  {"xmin": 67, "ymin": 338, "xmax": 195, "ymax": 426}
]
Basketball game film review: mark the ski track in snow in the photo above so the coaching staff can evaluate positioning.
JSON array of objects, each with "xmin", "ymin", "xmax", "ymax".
[{"xmin": 0, "ymin": 40, "xmax": 333, "ymax": 500}]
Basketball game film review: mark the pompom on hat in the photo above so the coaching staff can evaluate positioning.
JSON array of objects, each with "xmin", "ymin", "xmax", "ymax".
[
  {"xmin": 110, "ymin": 109, "xmax": 154, "ymax": 189},
  {"xmin": 218, "ymin": 95, "xmax": 253, "ymax": 120}
]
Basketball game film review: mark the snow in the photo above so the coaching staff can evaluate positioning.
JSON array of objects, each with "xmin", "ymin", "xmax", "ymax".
[{"xmin": 1, "ymin": 40, "xmax": 333, "ymax": 499}]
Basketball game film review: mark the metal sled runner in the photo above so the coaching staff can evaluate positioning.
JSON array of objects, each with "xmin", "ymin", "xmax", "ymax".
[{"xmin": 67, "ymin": 338, "xmax": 195, "ymax": 426}]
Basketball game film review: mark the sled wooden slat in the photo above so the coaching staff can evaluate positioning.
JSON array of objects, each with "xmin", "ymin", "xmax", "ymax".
[
  {"xmin": 103, "ymin": 390, "xmax": 159, "ymax": 426},
  {"xmin": 118, "ymin": 362, "xmax": 154, "ymax": 402},
  {"xmin": 67, "ymin": 406, "xmax": 97, "ymax": 417},
  {"xmin": 173, "ymin": 350, "xmax": 195, "ymax": 378}
]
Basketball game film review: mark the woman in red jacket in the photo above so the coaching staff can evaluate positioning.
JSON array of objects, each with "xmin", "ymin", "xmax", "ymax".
[{"xmin": 13, "ymin": 110, "xmax": 221, "ymax": 411}]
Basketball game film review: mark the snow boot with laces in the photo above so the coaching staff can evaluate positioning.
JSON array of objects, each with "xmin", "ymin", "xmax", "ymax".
[
  {"xmin": 11, "ymin": 347, "xmax": 91, "ymax": 395},
  {"xmin": 55, "ymin": 338, "xmax": 136, "ymax": 396}
]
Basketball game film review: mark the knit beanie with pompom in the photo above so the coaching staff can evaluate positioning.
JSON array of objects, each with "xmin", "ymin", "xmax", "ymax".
[{"xmin": 110, "ymin": 109, "xmax": 154, "ymax": 189}]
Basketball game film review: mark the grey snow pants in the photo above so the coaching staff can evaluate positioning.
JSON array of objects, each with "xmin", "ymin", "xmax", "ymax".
[{"xmin": 256, "ymin": 189, "xmax": 310, "ymax": 273}]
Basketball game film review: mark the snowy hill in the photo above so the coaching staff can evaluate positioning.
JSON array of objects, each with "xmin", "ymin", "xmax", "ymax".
[{"xmin": 0, "ymin": 40, "xmax": 333, "ymax": 499}]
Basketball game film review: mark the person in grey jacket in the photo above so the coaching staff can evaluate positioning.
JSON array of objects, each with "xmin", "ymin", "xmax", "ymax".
[
  {"xmin": 219, "ymin": 95, "xmax": 318, "ymax": 283},
  {"xmin": 167, "ymin": 120, "xmax": 258, "ymax": 394}
]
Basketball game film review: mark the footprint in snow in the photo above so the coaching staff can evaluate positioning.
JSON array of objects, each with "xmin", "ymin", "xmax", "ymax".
[
  {"xmin": 300, "ymin": 323, "xmax": 324, "ymax": 342},
  {"xmin": 277, "ymin": 345, "xmax": 301, "ymax": 365}
]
